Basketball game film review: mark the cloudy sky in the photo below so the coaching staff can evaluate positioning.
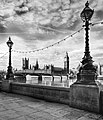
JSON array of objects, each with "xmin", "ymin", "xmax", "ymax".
[{"xmin": 0, "ymin": 0, "xmax": 103, "ymax": 70}]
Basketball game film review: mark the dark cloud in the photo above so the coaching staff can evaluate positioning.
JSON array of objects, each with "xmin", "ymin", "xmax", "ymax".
[
  {"xmin": 0, "ymin": 24, "xmax": 8, "ymax": 43},
  {"xmin": 33, "ymin": 32, "xmax": 61, "ymax": 41},
  {"xmin": 7, "ymin": 23, "xmax": 24, "ymax": 33},
  {"xmin": 0, "ymin": 0, "xmax": 83, "ymax": 39},
  {"xmin": 0, "ymin": 0, "xmax": 101, "ymax": 41},
  {"xmin": 0, "ymin": 24, "xmax": 6, "ymax": 33},
  {"xmin": 95, "ymin": 10, "xmax": 103, "ymax": 20},
  {"xmin": 0, "ymin": 0, "xmax": 103, "ymax": 70},
  {"xmin": 66, "ymin": 19, "xmax": 81, "ymax": 30},
  {"xmin": 14, "ymin": 0, "xmax": 34, "ymax": 15}
]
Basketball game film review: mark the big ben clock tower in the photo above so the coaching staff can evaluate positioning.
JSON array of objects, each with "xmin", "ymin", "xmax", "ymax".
[{"xmin": 64, "ymin": 52, "xmax": 69, "ymax": 74}]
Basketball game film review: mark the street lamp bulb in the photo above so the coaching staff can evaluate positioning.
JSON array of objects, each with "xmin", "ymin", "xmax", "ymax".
[
  {"xmin": 80, "ymin": 1, "xmax": 94, "ymax": 22},
  {"xmin": 6, "ymin": 37, "xmax": 13, "ymax": 48}
]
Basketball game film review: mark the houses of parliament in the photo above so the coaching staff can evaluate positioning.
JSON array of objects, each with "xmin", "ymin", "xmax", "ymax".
[{"xmin": 16, "ymin": 52, "xmax": 69, "ymax": 76}]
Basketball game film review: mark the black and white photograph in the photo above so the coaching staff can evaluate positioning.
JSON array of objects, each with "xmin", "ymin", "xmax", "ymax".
[{"xmin": 0, "ymin": 0, "xmax": 103, "ymax": 119}]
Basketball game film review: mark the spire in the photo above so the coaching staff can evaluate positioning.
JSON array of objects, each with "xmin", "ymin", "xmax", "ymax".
[
  {"xmin": 9, "ymin": 36, "xmax": 11, "ymax": 41},
  {"xmin": 65, "ymin": 52, "xmax": 69, "ymax": 59},
  {"xmin": 30, "ymin": 64, "xmax": 31, "ymax": 69},
  {"xmin": 85, "ymin": 1, "xmax": 89, "ymax": 7},
  {"xmin": 36, "ymin": 59, "xmax": 38, "ymax": 64},
  {"xmin": 66, "ymin": 52, "xmax": 68, "ymax": 57},
  {"xmin": 35, "ymin": 59, "xmax": 39, "ymax": 70}
]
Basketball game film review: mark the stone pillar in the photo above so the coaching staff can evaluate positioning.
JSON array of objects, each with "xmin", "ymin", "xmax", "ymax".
[
  {"xmin": 51, "ymin": 76, "xmax": 54, "ymax": 85},
  {"xmin": 69, "ymin": 1, "xmax": 100, "ymax": 113},
  {"xmin": 70, "ymin": 84, "xmax": 100, "ymax": 113},
  {"xmin": 38, "ymin": 74, "xmax": 42, "ymax": 84},
  {"xmin": 100, "ymin": 91, "xmax": 103, "ymax": 115},
  {"xmin": 60, "ymin": 76, "xmax": 62, "ymax": 83},
  {"xmin": 100, "ymin": 65, "xmax": 102, "ymax": 75},
  {"xmin": 1, "ymin": 79, "xmax": 13, "ymax": 92}
]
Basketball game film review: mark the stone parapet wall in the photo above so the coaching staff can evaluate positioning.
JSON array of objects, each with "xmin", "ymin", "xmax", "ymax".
[
  {"xmin": 100, "ymin": 91, "xmax": 103, "ymax": 115},
  {"xmin": 70, "ymin": 84, "xmax": 100, "ymax": 113},
  {"xmin": 0, "ymin": 81, "xmax": 2, "ymax": 91},
  {"xmin": 11, "ymin": 82, "xmax": 70, "ymax": 104},
  {"xmin": 1, "ymin": 81, "xmax": 103, "ymax": 115}
]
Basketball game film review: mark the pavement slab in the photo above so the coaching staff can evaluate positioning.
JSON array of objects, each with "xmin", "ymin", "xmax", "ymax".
[
  {"xmin": 0, "ymin": 92, "xmax": 102, "ymax": 120},
  {"xmin": 14, "ymin": 115, "xmax": 36, "ymax": 120}
]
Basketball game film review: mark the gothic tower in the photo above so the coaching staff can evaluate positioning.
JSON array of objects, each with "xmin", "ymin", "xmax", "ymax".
[
  {"xmin": 64, "ymin": 52, "xmax": 69, "ymax": 74},
  {"xmin": 35, "ymin": 59, "xmax": 39, "ymax": 70},
  {"xmin": 22, "ymin": 58, "xmax": 29, "ymax": 70}
]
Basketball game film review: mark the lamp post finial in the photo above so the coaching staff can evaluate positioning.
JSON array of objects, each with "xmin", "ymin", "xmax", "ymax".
[{"xmin": 85, "ymin": 1, "xmax": 89, "ymax": 7}]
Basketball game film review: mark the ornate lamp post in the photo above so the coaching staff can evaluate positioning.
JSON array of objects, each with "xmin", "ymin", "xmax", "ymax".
[
  {"xmin": 6, "ymin": 37, "xmax": 14, "ymax": 80},
  {"xmin": 77, "ymin": 1, "xmax": 97, "ymax": 84},
  {"xmin": 70, "ymin": 1, "xmax": 100, "ymax": 113}
]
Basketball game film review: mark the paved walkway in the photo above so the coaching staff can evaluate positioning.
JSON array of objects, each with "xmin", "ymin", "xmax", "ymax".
[{"xmin": 0, "ymin": 92, "xmax": 102, "ymax": 120}]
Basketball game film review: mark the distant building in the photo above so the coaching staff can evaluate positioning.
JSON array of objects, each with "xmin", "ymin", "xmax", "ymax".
[
  {"xmin": 43, "ymin": 52, "xmax": 69, "ymax": 75},
  {"xmin": 97, "ymin": 63, "xmax": 102, "ymax": 75},
  {"xmin": 32, "ymin": 59, "xmax": 39, "ymax": 70},
  {"xmin": 0, "ymin": 70, "xmax": 6, "ymax": 80},
  {"xmin": 64, "ymin": 52, "xmax": 69, "ymax": 74},
  {"xmin": 52, "ymin": 66, "xmax": 63, "ymax": 75},
  {"xmin": 22, "ymin": 58, "xmax": 29, "ymax": 70},
  {"xmin": 16, "ymin": 52, "xmax": 70, "ymax": 76}
]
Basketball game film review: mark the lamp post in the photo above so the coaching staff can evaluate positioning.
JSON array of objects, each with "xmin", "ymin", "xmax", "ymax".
[
  {"xmin": 6, "ymin": 37, "xmax": 14, "ymax": 80},
  {"xmin": 69, "ymin": 1, "xmax": 100, "ymax": 113},
  {"xmin": 80, "ymin": 1, "xmax": 94, "ymax": 65},
  {"xmin": 77, "ymin": 1, "xmax": 97, "ymax": 84}
]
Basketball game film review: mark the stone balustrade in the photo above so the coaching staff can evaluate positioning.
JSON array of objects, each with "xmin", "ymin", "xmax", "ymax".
[
  {"xmin": 0, "ymin": 79, "xmax": 103, "ymax": 114},
  {"xmin": 25, "ymin": 75, "xmax": 70, "ymax": 87},
  {"xmin": 10, "ymin": 82, "xmax": 70, "ymax": 104}
]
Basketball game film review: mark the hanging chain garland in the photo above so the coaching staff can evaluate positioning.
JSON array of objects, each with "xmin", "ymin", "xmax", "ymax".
[
  {"xmin": 91, "ymin": 21, "xmax": 103, "ymax": 26},
  {"xmin": 0, "ymin": 20, "xmax": 103, "ymax": 59},
  {"xmin": 0, "ymin": 52, "xmax": 8, "ymax": 59},
  {"xmin": 12, "ymin": 27, "xmax": 83, "ymax": 54},
  {"xmin": 0, "ymin": 27, "xmax": 83, "ymax": 59},
  {"xmin": 12, "ymin": 21, "xmax": 103, "ymax": 54}
]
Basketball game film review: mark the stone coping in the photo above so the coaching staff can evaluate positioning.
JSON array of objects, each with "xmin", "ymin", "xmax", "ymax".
[
  {"xmin": 72, "ymin": 83, "xmax": 98, "ymax": 87},
  {"xmin": 11, "ymin": 82, "xmax": 70, "ymax": 92}
]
